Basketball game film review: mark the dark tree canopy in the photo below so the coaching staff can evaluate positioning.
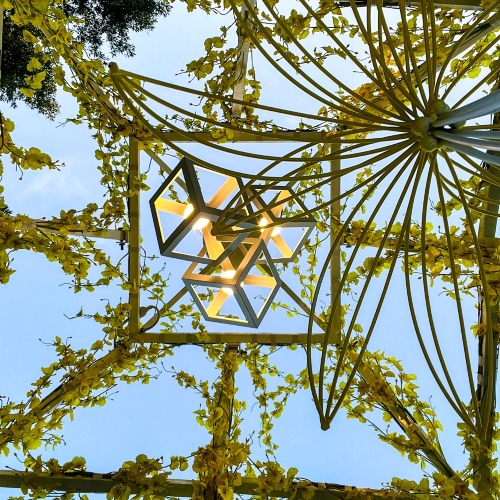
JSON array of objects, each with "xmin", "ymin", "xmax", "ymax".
[
  {"xmin": 1, "ymin": 0, "xmax": 171, "ymax": 118},
  {"xmin": 1, "ymin": 19, "xmax": 59, "ymax": 118},
  {"xmin": 63, "ymin": 0, "xmax": 171, "ymax": 58}
]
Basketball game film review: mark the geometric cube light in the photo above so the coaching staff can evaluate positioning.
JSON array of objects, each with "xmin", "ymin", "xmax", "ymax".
[
  {"xmin": 249, "ymin": 185, "xmax": 316, "ymax": 264},
  {"xmin": 182, "ymin": 240, "xmax": 282, "ymax": 328},
  {"xmin": 150, "ymin": 157, "xmax": 250, "ymax": 265},
  {"xmin": 150, "ymin": 159, "xmax": 315, "ymax": 327}
]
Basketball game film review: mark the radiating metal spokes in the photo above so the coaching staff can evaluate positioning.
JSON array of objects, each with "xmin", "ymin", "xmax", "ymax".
[{"xmin": 110, "ymin": 0, "xmax": 500, "ymax": 437}]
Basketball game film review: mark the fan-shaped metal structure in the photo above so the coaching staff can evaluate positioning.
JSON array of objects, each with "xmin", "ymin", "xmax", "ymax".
[{"xmin": 110, "ymin": 0, "xmax": 500, "ymax": 466}]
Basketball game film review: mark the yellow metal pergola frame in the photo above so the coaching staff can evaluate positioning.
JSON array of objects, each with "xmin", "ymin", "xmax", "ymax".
[
  {"xmin": 0, "ymin": 131, "xmax": 344, "ymax": 498},
  {"xmin": 127, "ymin": 131, "xmax": 343, "ymax": 344},
  {"xmin": 1, "ymin": 0, "xmax": 496, "ymax": 496}
]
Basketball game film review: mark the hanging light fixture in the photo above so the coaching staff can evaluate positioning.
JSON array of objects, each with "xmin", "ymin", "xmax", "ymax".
[
  {"xmin": 149, "ymin": 159, "xmax": 315, "ymax": 327},
  {"xmin": 182, "ymin": 240, "xmax": 281, "ymax": 328},
  {"xmin": 149, "ymin": 157, "xmax": 252, "ymax": 265},
  {"xmin": 226, "ymin": 185, "xmax": 316, "ymax": 264}
]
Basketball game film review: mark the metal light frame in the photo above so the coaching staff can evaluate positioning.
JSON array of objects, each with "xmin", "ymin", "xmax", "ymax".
[
  {"xmin": 182, "ymin": 240, "xmax": 282, "ymax": 328},
  {"xmin": 210, "ymin": 185, "xmax": 316, "ymax": 265},
  {"xmin": 149, "ymin": 157, "xmax": 251, "ymax": 265},
  {"xmin": 150, "ymin": 158, "xmax": 316, "ymax": 327},
  {"xmin": 247, "ymin": 185, "xmax": 317, "ymax": 264}
]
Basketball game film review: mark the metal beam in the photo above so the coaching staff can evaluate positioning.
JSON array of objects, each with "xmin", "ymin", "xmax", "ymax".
[
  {"xmin": 159, "ymin": 130, "xmax": 331, "ymax": 144},
  {"xmin": 10, "ymin": 217, "xmax": 127, "ymax": 242},
  {"xmin": 206, "ymin": 345, "xmax": 238, "ymax": 500},
  {"xmin": 131, "ymin": 332, "xmax": 327, "ymax": 345},
  {"xmin": 330, "ymin": 148, "xmax": 341, "ymax": 344},
  {"xmin": 231, "ymin": 1, "xmax": 256, "ymax": 117},
  {"xmin": 0, "ymin": 344, "xmax": 130, "ymax": 451},
  {"xmin": 341, "ymin": 0, "xmax": 482, "ymax": 8},
  {"xmin": 0, "ymin": 470, "xmax": 409, "ymax": 499},
  {"xmin": 128, "ymin": 138, "xmax": 141, "ymax": 335},
  {"xmin": 474, "ymin": 113, "xmax": 500, "ymax": 492},
  {"xmin": 408, "ymin": 0, "xmax": 481, "ymax": 7}
]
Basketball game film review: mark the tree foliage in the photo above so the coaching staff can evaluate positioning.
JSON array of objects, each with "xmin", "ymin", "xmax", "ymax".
[{"xmin": 0, "ymin": 0, "xmax": 171, "ymax": 117}]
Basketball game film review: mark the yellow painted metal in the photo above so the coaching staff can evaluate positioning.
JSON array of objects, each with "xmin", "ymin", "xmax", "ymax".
[
  {"xmin": 131, "ymin": 331, "xmax": 327, "ymax": 345},
  {"xmin": 206, "ymin": 290, "xmax": 229, "ymax": 317},
  {"xmin": 0, "ymin": 469, "xmax": 410, "ymax": 499},
  {"xmin": 11, "ymin": 216, "xmax": 128, "ymax": 242},
  {"xmin": 128, "ymin": 138, "xmax": 141, "ymax": 335},
  {"xmin": 271, "ymin": 233, "xmax": 293, "ymax": 258},
  {"xmin": 207, "ymin": 177, "xmax": 238, "ymax": 208},
  {"xmin": 154, "ymin": 198, "xmax": 186, "ymax": 216},
  {"xmin": 242, "ymin": 274, "xmax": 276, "ymax": 287},
  {"xmin": 202, "ymin": 224, "xmax": 228, "ymax": 262},
  {"xmin": 330, "ymin": 150, "xmax": 341, "ymax": 345}
]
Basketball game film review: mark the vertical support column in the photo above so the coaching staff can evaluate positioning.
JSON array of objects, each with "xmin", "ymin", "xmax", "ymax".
[
  {"xmin": 205, "ymin": 344, "xmax": 239, "ymax": 500},
  {"xmin": 231, "ymin": 0, "xmax": 256, "ymax": 117},
  {"xmin": 330, "ymin": 144, "xmax": 341, "ymax": 343},
  {"xmin": 128, "ymin": 138, "xmax": 141, "ymax": 335},
  {"xmin": 475, "ymin": 113, "xmax": 500, "ymax": 494},
  {"xmin": 0, "ymin": 4, "xmax": 3, "ymax": 84}
]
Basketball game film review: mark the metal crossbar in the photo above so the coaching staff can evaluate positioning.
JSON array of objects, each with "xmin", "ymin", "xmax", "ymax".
[{"xmin": 0, "ymin": 470, "xmax": 408, "ymax": 499}]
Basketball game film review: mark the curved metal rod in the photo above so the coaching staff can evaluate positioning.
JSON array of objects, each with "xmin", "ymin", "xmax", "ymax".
[
  {"xmin": 375, "ymin": 1, "xmax": 426, "ymax": 113},
  {"xmin": 233, "ymin": 0, "xmax": 406, "ymax": 122},
  {"xmin": 372, "ymin": 0, "xmax": 425, "ymax": 115},
  {"xmin": 404, "ymin": 160, "xmax": 480, "ymax": 432},
  {"xmin": 435, "ymin": 2, "xmax": 500, "ymax": 93},
  {"xmin": 397, "ymin": 0, "xmax": 428, "ymax": 106},
  {"xmin": 214, "ymin": 139, "xmax": 416, "ymax": 235},
  {"xmin": 446, "ymin": 151, "xmax": 500, "ymax": 189},
  {"xmin": 421, "ymin": 0, "xmax": 437, "ymax": 102},
  {"xmin": 446, "ymin": 155, "xmax": 497, "ymax": 439},
  {"xmin": 350, "ymin": 0, "xmax": 418, "ymax": 117},
  {"xmin": 451, "ymin": 57, "xmax": 500, "ymax": 110},
  {"xmin": 261, "ymin": 0, "xmax": 413, "ymax": 120},
  {"xmin": 306, "ymin": 146, "xmax": 420, "ymax": 421},
  {"xmin": 114, "ymin": 67, "xmax": 406, "ymax": 132},
  {"xmin": 417, "ymin": 157, "xmax": 480, "ymax": 425},
  {"xmin": 438, "ymin": 171, "xmax": 500, "ymax": 217},
  {"xmin": 433, "ymin": 158, "xmax": 481, "ymax": 421},
  {"xmin": 300, "ymin": 0, "xmax": 417, "ymax": 117},
  {"xmin": 322, "ymin": 162, "xmax": 423, "ymax": 422},
  {"xmin": 307, "ymin": 145, "xmax": 420, "ymax": 426}
]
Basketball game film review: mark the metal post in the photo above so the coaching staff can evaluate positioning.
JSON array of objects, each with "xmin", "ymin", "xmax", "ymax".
[
  {"xmin": 330, "ymin": 146, "xmax": 341, "ymax": 343},
  {"xmin": 0, "ymin": 469, "xmax": 411, "ymax": 499},
  {"xmin": 0, "ymin": 3, "xmax": 4, "ymax": 84},
  {"xmin": 205, "ymin": 345, "xmax": 239, "ymax": 500},
  {"xmin": 128, "ymin": 138, "xmax": 141, "ymax": 335},
  {"xmin": 231, "ymin": 0, "xmax": 256, "ymax": 117},
  {"xmin": 475, "ymin": 112, "xmax": 500, "ymax": 493}
]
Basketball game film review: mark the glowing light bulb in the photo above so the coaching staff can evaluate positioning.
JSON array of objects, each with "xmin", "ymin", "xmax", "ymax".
[
  {"xmin": 193, "ymin": 217, "xmax": 210, "ymax": 230},
  {"xmin": 259, "ymin": 217, "xmax": 269, "ymax": 232},
  {"xmin": 259, "ymin": 217, "xmax": 280, "ymax": 236},
  {"xmin": 183, "ymin": 203, "xmax": 194, "ymax": 218},
  {"xmin": 184, "ymin": 203, "xmax": 210, "ymax": 230},
  {"xmin": 221, "ymin": 270, "xmax": 236, "ymax": 295}
]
